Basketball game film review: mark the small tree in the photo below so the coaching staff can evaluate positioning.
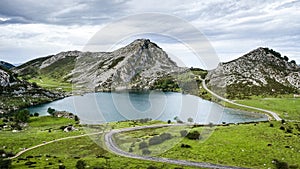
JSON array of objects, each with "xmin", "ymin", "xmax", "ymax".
[
  {"xmin": 149, "ymin": 136, "xmax": 162, "ymax": 145},
  {"xmin": 283, "ymin": 56, "xmax": 289, "ymax": 61},
  {"xmin": 75, "ymin": 115, "xmax": 79, "ymax": 122},
  {"xmin": 142, "ymin": 148, "xmax": 151, "ymax": 155},
  {"xmin": 76, "ymin": 160, "xmax": 86, "ymax": 169},
  {"xmin": 180, "ymin": 130, "xmax": 188, "ymax": 137},
  {"xmin": 187, "ymin": 117, "xmax": 194, "ymax": 123},
  {"xmin": 47, "ymin": 107, "xmax": 55, "ymax": 116},
  {"xmin": 160, "ymin": 132, "xmax": 172, "ymax": 140},
  {"xmin": 167, "ymin": 120, "xmax": 171, "ymax": 124},
  {"xmin": 174, "ymin": 116, "xmax": 178, "ymax": 121},
  {"xmin": 59, "ymin": 165, "xmax": 66, "ymax": 169},
  {"xmin": 139, "ymin": 141, "xmax": 148, "ymax": 149},
  {"xmin": 15, "ymin": 109, "xmax": 30, "ymax": 123},
  {"xmin": 33, "ymin": 112, "xmax": 39, "ymax": 117},
  {"xmin": 0, "ymin": 158, "xmax": 11, "ymax": 169},
  {"xmin": 186, "ymin": 131, "xmax": 201, "ymax": 140}
]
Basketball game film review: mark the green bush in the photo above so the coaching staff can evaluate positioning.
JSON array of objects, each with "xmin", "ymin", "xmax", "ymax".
[
  {"xmin": 186, "ymin": 130, "xmax": 201, "ymax": 140},
  {"xmin": 139, "ymin": 141, "xmax": 148, "ymax": 149},
  {"xmin": 76, "ymin": 160, "xmax": 86, "ymax": 169}
]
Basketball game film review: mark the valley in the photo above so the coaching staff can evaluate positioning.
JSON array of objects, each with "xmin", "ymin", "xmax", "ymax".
[{"xmin": 0, "ymin": 39, "xmax": 299, "ymax": 169}]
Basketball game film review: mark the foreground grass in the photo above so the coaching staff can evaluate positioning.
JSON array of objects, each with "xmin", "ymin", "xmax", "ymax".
[
  {"xmin": 116, "ymin": 121, "xmax": 300, "ymax": 169},
  {"xmin": 235, "ymin": 97, "xmax": 300, "ymax": 121},
  {"xmin": 13, "ymin": 136, "xmax": 200, "ymax": 169},
  {"xmin": 0, "ymin": 116, "xmax": 81, "ymax": 154},
  {"xmin": 161, "ymin": 121, "xmax": 300, "ymax": 169},
  {"xmin": 1, "ymin": 116, "xmax": 199, "ymax": 168}
]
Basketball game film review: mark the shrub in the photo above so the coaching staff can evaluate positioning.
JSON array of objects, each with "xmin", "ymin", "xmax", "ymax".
[
  {"xmin": 142, "ymin": 148, "xmax": 151, "ymax": 155},
  {"xmin": 270, "ymin": 123, "xmax": 274, "ymax": 127},
  {"xmin": 181, "ymin": 144, "xmax": 191, "ymax": 148},
  {"xmin": 187, "ymin": 117, "xmax": 193, "ymax": 123},
  {"xmin": 76, "ymin": 160, "xmax": 86, "ymax": 169},
  {"xmin": 0, "ymin": 157, "xmax": 11, "ymax": 168},
  {"xmin": 180, "ymin": 130, "xmax": 188, "ymax": 137},
  {"xmin": 273, "ymin": 159, "xmax": 289, "ymax": 169},
  {"xmin": 59, "ymin": 165, "xmax": 66, "ymax": 169},
  {"xmin": 159, "ymin": 132, "xmax": 172, "ymax": 140},
  {"xmin": 47, "ymin": 107, "xmax": 55, "ymax": 116},
  {"xmin": 149, "ymin": 133, "xmax": 172, "ymax": 145},
  {"xmin": 186, "ymin": 131, "xmax": 200, "ymax": 140},
  {"xmin": 149, "ymin": 136, "xmax": 162, "ymax": 145},
  {"xmin": 15, "ymin": 109, "xmax": 30, "ymax": 123},
  {"xmin": 75, "ymin": 115, "xmax": 79, "ymax": 122},
  {"xmin": 33, "ymin": 112, "xmax": 39, "ymax": 117},
  {"xmin": 139, "ymin": 141, "xmax": 148, "ymax": 149}
]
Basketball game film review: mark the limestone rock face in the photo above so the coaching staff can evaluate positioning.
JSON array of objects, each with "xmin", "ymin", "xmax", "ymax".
[
  {"xmin": 206, "ymin": 47, "xmax": 300, "ymax": 97},
  {"xmin": 14, "ymin": 39, "xmax": 186, "ymax": 91}
]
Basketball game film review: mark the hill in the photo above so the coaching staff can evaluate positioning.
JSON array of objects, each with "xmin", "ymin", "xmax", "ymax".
[
  {"xmin": 206, "ymin": 47, "xmax": 300, "ymax": 99},
  {"xmin": 13, "ymin": 39, "xmax": 200, "ymax": 93},
  {"xmin": 0, "ymin": 67, "xmax": 64, "ymax": 114},
  {"xmin": 0, "ymin": 61, "xmax": 15, "ymax": 70}
]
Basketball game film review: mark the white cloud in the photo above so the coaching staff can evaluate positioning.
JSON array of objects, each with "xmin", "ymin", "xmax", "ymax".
[{"xmin": 0, "ymin": 24, "xmax": 99, "ymax": 63}]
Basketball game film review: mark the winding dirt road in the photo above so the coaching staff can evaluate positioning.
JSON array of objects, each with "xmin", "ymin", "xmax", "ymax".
[
  {"xmin": 104, "ymin": 124, "xmax": 248, "ymax": 169},
  {"xmin": 8, "ymin": 132, "xmax": 104, "ymax": 160},
  {"xmin": 201, "ymin": 79, "xmax": 282, "ymax": 121},
  {"xmin": 9, "ymin": 124, "xmax": 248, "ymax": 168}
]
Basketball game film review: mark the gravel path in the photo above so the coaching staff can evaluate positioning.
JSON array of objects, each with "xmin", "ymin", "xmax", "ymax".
[{"xmin": 201, "ymin": 78, "xmax": 282, "ymax": 121}]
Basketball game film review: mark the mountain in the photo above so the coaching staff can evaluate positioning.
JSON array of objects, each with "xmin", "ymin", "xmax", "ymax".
[
  {"xmin": 206, "ymin": 47, "xmax": 300, "ymax": 99},
  {"xmin": 0, "ymin": 61, "xmax": 15, "ymax": 69},
  {"xmin": 13, "ymin": 39, "xmax": 189, "ymax": 92},
  {"xmin": 0, "ymin": 67, "xmax": 64, "ymax": 114}
]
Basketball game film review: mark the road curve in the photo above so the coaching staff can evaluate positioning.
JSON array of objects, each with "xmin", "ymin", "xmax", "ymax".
[
  {"xmin": 201, "ymin": 79, "xmax": 282, "ymax": 121},
  {"xmin": 8, "ymin": 131, "xmax": 104, "ymax": 160},
  {"xmin": 104, "ymin": 124, "xmax": 248, "ymax": 169}
]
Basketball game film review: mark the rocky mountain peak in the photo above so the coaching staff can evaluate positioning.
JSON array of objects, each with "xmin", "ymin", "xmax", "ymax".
[
  {"xmin": 72, "ymin": 39, "xmax": 183, "ymax": 91},
  {"xmin": 207, "ymin": 48, "xmax": 300, "ymax": 98}
]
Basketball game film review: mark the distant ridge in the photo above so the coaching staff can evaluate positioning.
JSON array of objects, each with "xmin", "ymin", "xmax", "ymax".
[{"xmin": 0, "ymin": 61, "xmax": 15, "ymax": 69}]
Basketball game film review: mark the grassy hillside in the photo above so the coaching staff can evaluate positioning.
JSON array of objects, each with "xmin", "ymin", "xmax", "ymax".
[
  {"xmin": 17, "ymin": 56, "xmax": 76, "ymax": 92},
  {"xmin": 0, "ymin": 116, "xmax": 199, "ymax": 169},
  {"xmin": 115, "ymin": 121, "xmax": 300, "ymax": 169},
  {"xmin": 235, "ymin": 96, "xmax": 300, "ymax": 121}
]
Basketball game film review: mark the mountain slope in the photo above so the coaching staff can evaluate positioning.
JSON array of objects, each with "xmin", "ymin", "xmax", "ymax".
[
  {"xmin": 14, "ymin": 39, "xmax": 188, "ymax": 92},
  {"xmin": 0, "ymin": 61, "xmax": 15, "ymax": 69},
  {"xmin": 0, "ymin": 67, "xmax": 64, "ymax": 114},
  {"xmin": 206, "ymin": 47, "xmax": 300, "ymax": 99}
]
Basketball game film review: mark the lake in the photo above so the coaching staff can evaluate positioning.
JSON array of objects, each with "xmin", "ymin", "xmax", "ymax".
[{"xmin": 28, "ymin": 91, "xmax": 268, "ymax": 124}]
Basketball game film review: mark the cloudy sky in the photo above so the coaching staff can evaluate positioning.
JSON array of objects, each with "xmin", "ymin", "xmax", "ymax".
[{"xmin": 0, "ymin": 0, "xmax": 299, "ymax": 68}]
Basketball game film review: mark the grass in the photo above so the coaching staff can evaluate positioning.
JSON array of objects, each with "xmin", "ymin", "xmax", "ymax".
[
  {"xmin": 1, "ymin": 116, "xmax": 200, "ymax": 168},
  {"xmin": 12, "ymin": 136, "xmax": 200, "ymax": 169},
  {"xmin": 115, "ymin": 121, "xmax": 300, "ymax": 169},
  {"xmin": 28, "ymin": 76, "xmax": 72, "ymax": 92},
  {"xmin": 0, "ymin": 116, "xmax": 80, "ymax": 154},
  {"xmin": 235, "ymin": 97, "xmax": 300, "ymax": 121}
]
